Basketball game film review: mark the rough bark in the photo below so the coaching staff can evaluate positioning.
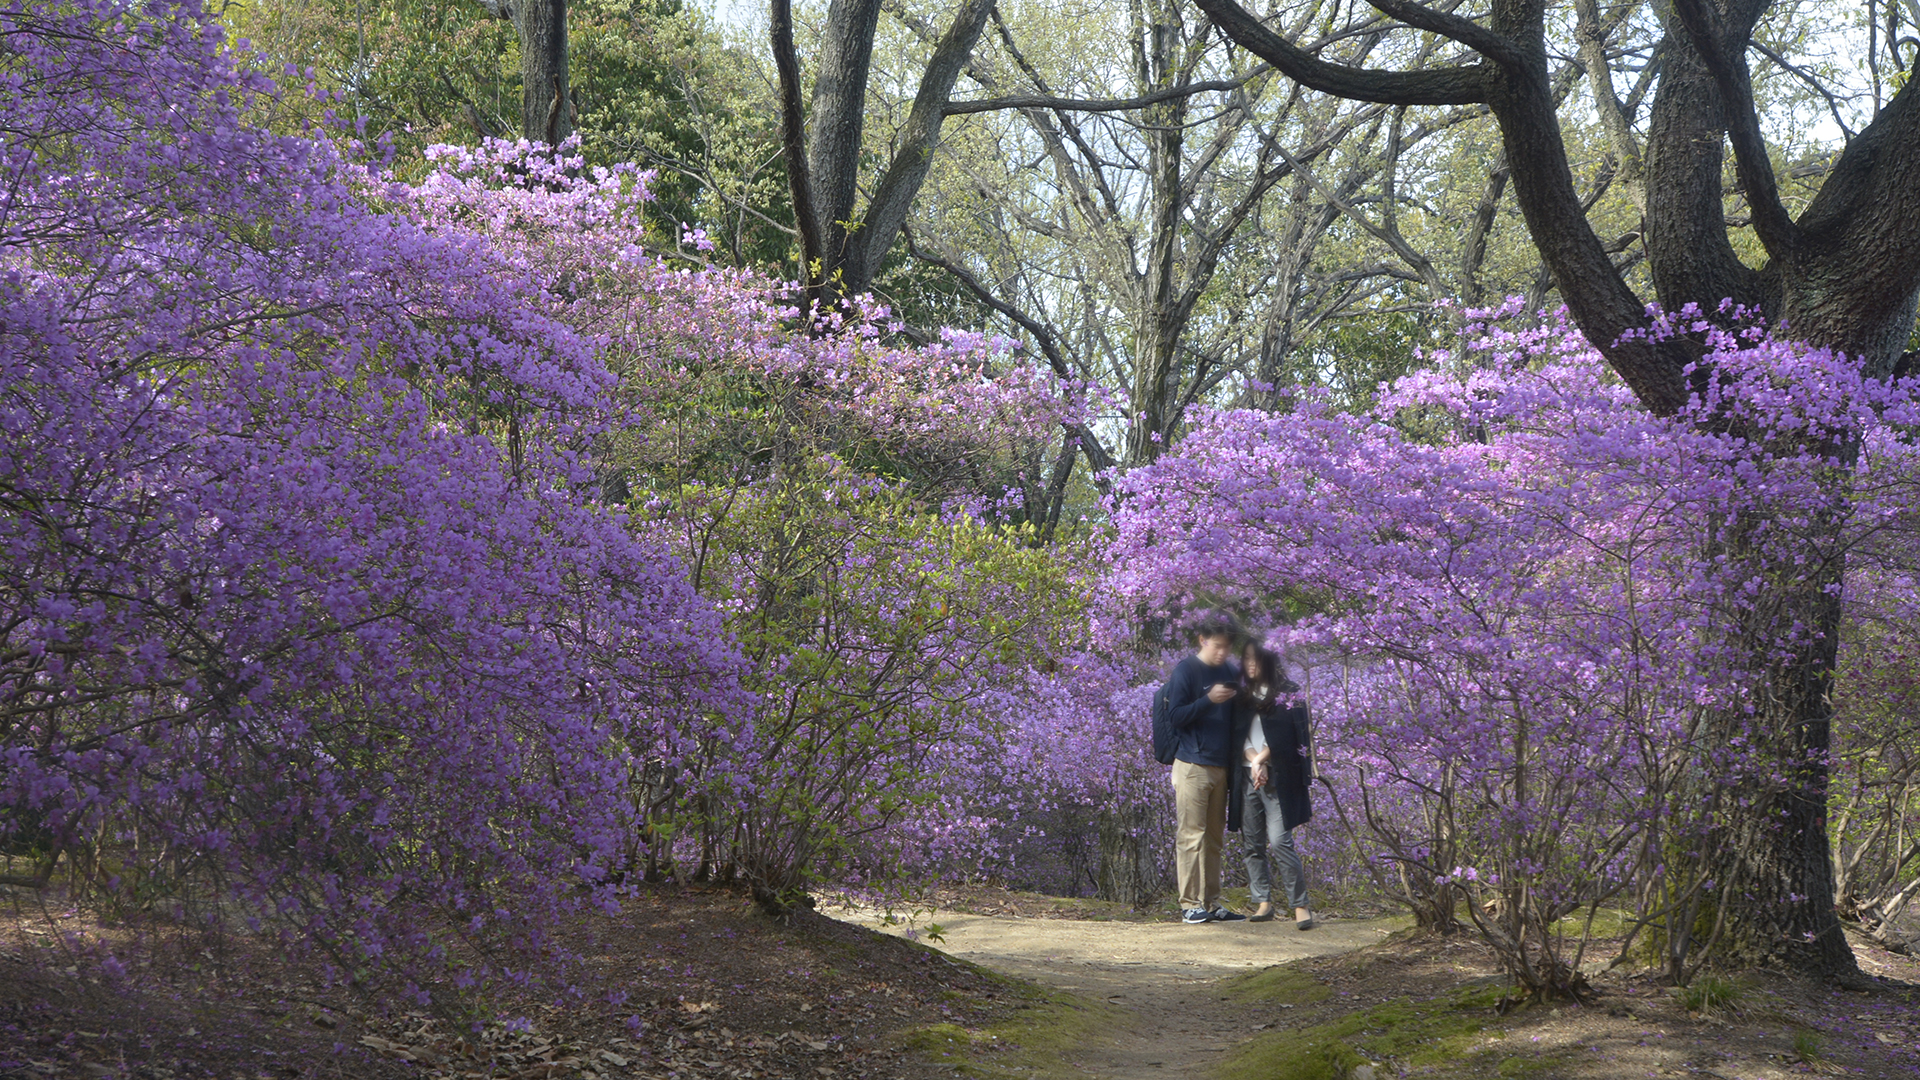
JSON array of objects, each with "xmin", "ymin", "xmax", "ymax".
[
  {"xmin": 1197, "ymin": 0, "xmax": 1920, "ymax": 983},
  {"xmin": 512, "ymin": 0, "xmax": 571, "ymax": 145},
  {"xmin": 806, "ymin": 0, "xmax": 885, "ymax": 293},
  {"xmin": 772, "ymin": 0, "xmax": 825, "ymax": 301},
  {"xmin": 844, "ymin": 0, "xmax": 997, "ymax": 292},
  {"xmin": 770, "ymin": 0, "xmax": 998, "ymax": 304},
  {"xmin": 1126, "ymin": 2, "xmax": 1189, "ymax": 466},
  {"xmin": 1702, "ymin": 555, "xmax": 1852, "ymax": 973},
  {"xmin": 1782, "ymin": 68, "xmax": 1920, "ymax": 374}
]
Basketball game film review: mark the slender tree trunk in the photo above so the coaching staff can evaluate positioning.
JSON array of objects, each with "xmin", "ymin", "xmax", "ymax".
[
  {"xmin": 1125, "ymin": 1, "xmax": 1185, "ymax": 466},
  {"xmin": 514, "ymin": 0, "xmax": 571, "ymax": 145}
]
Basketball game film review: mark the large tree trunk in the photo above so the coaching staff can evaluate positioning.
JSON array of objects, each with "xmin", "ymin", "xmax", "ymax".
[
  {"xmin": 1641, "ymin": 13, "xmax": 1770, "ymax": 316},
  {"xmin": 1683, "ymin": 511, "xmax": 1854, "ymax": 975},
  {"xmin": 1197, "ymin": 0, "xmax": 1920, "ymax": 983},
  {"xmin": 806, "ymin": 0, "xmax": 885, "ymax": 293},
  {"xmin": 513, "ymin": 0, "xmax": 571, "ymax": 145}
]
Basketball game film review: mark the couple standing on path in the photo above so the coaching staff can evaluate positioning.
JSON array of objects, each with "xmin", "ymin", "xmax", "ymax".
[{"xmin": 1163, "ymin": 616, "xmax": 1315, "ymax": 928}]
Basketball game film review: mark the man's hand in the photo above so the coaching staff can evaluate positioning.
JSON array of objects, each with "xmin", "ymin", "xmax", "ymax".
[{"xmin": 1206, "ymin": 682, "xmax": 1236, "ymax": 703}]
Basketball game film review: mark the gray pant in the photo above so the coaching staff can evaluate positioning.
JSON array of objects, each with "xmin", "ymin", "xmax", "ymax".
[{"xmin": 1243, "ymin": 766, "xmax": 1310, "ymax": 909}]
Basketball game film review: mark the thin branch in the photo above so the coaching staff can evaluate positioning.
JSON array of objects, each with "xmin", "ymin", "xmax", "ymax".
[
  {"xmin": 902, "ymin": 225, "xmax": 1114, "ymax": 475},
  {"xmin": 1749, "ymin": 38, "xmax": 1856, "ymax": 141},
  {"xmin": 943, "ymin": 77, "xmax": 1252, "ymax": 115}
]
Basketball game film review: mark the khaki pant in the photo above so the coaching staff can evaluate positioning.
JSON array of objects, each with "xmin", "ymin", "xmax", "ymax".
[{"xmin": 1171, "ymin": 760, "xmax": 1228, "ymax": 911}]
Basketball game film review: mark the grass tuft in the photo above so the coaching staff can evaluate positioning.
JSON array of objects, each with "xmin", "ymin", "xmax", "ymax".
[
  {"xmin": 1792, "ymin": 1029, "xmax": 1825, "ymax": 1062},
  {"xmin": 1675, "ymin": 974, "xmax": 1739, "ymax": 1014}
]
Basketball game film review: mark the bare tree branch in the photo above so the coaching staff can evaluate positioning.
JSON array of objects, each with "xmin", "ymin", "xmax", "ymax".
[
  {"xmin": 1750, "ymin": 38, "xmax": 1855, "ymax": 141},
  {"xmin": 1364, "ymin": 0, "xmax": 1526, "ymax": 68},
  {"xmin": 944, "ymin": 77, "xmax": 1253, "ymax": 115},
  {"xmin": 848, "ymin": 0, "xmax": 997, "ymax": 290},
  {"xmin": 902, "ymin": 226, "xmax": 1116, "ymax": 475},
  {"xmin": 1573, "ymin": 0, "xmax": 1644, "ymax": 212},
  {"xmin": 1193, "ymin": 0, "xmax": 1495, "ymax": 105}
]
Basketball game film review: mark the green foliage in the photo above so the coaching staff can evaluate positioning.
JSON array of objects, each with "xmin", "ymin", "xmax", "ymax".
[
  {"xmin": 601, "ymin": 292, "xmax": 1082, "ymax": 901},
  {"xmin": 221, "ymin": 0, "xmax": 792, "ymax": 264},
  {"xmin": 1792, "ymin": 1029, "xmax": 1827, "ymax": 1064},
  {"xmin": 570, "ymin": 0, "xmax": 792, "ymax": 267},
  {"xmin": 668, "ymin": 465, "xmax": 1082, "ymax": 895},
  {"xmin": 898, "ymin": 988, "xmax": 1122, "ymax": 1078},
  {"xmin": 222, "ymin": 0, "xmax": 515, "ymax": 154}
]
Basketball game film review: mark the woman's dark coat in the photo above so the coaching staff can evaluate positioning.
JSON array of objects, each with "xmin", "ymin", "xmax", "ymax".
[{"xmin": 1227, "ymin": 692, "xmax": 1314, "ymax": 834}]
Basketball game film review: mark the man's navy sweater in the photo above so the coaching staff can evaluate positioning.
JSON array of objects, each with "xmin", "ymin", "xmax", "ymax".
[{"xmin": 1166, "ymin": 654, "xmax": 1239, "ymax": 767}]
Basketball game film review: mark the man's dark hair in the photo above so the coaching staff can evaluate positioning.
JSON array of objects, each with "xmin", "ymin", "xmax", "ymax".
[{"xmin": 1189, "ymin": 613, "xmax": 1240, "ymax": 644}]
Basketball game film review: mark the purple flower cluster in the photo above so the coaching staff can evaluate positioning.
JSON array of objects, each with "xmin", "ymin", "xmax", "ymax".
[
  {"xmin": 1, "ymin": 0, "xmax": 740, "ymax": 997},
  {"xmin": 1096, "ymin": 303, "xmax": 1920, "ymax": 991}
]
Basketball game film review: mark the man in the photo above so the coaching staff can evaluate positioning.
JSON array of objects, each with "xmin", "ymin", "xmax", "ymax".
[{"xmin": 1165, "ymin": 616, "xmax": 1248, "ymax": 924}]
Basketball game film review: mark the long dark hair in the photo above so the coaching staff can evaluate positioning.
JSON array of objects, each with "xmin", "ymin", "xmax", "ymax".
[{"xmin": 1240, "ymin": 641, "xmax": 1296, "ymax": 704}]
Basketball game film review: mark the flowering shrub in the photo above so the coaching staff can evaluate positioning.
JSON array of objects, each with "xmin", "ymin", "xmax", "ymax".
[
  {"xmin": 1104, "ymin": 305, "xmax": 1920, "ymax": 994},
  {"xmin": 943, "ymin": 657, "xmax": 1175, "ymax": 903},
  {"xmin": 0, "ymin": 0, "xmax": 739, "ymax": 999},
  {"xmin": 13, "ymin": 0, "xmax": 1919, "ymax": 1022},
  {"xmin": 382, "ymin": 126, "xmax": 1094, "ymax": 912}
]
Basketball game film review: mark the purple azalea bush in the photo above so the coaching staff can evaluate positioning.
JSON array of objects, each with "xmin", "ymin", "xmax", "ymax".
[
  {"xmin": 1103, "ymin": 303, "xmax": 1920, "ymax": 993},
  {"xmin": 7, "ymin": 0, "xmax": 1919, "ymax": 1016},
  {"xmin": 1, "ymin": 0, "xmax": 740, "ymax": 997}
]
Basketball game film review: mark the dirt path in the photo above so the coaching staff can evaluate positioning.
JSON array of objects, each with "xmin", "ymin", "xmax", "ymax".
[{"xmin": 831, "ymin": 907, "xmax": 1403, "ymax": 1077}]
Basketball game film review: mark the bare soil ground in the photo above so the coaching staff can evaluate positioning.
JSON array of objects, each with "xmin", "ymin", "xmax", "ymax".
[
  {"xmin": 6, "ymin": 882, "xmax": 1916, "ymax": 1079},
  {"xmin": 833, "ymin": 887, "xmax": 1920, "ymax": 1080},
  {"xmin": 0, "ymin": 884, "xmax": 1026, "ymax": 1080}
]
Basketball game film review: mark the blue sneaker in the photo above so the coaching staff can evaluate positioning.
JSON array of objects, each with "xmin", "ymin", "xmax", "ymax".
[
  {"xmin": 1181, "ymin": 908, "xmax": 1212, "ymax": 924},
  {"xmin": 1210, "ymin": 908, "xmax": 1249, "ymax": 922}
]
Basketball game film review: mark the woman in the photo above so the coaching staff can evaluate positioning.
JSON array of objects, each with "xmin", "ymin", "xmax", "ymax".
[{"xmin": 1233, "ymin": 641, "xmax": 1315, "ymax": 929}]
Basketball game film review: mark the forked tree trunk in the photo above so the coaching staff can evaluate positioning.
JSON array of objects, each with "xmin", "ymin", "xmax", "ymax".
[
  {"xmin": 1197, "ymin": 0, "xmax": 1920, "ymax": 983},
  {"xmin": 772, "ymin": 0, "xmax": 996, "ymax": 307}
]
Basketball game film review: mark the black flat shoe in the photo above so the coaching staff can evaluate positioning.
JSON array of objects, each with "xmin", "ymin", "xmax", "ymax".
[{"xmin": 1248, "ymin": 908, "xmax": 1274, "ymax": 922}]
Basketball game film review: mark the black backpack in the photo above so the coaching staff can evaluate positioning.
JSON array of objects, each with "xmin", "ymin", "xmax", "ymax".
[{"xmin": 1150, "ymin": 680, "xmax": 1178, "ymax": 765}]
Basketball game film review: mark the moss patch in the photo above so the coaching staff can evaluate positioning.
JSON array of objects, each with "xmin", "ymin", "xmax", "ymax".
[
  {"xmin": 1219, "ymin": 964, "xmax": 1334, "ymax": 1006},
  {"xmin": 1494, "ymin": 1052, "xmax": 1560, "ymax": 1077},
  {"xmin": 1216, "ymin": 980, "xmax": 1506, "ymax": 1080},
  {"xmin": 895, "ymin": 982, "xmax": 1122, "ymax": 1077}
]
